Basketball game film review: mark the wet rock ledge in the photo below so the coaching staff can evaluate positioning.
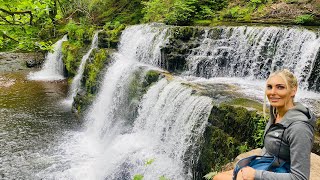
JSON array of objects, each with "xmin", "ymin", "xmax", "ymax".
[{"xmin": 0, "ymin": 52, "xmax": 44, "ymax": 72}]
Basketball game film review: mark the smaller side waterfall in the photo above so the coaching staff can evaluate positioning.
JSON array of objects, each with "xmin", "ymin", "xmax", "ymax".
[
  {"xmin": 65, "ymin": 31, "xmax": 100, "ymax": 105},
  {"xmin": 28, "ymin": 35, "xmax": 67, "ymax": 81}
]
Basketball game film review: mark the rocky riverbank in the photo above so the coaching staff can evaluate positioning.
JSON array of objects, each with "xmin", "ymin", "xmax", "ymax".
[{"xmin": 0, "ymin": 52, "xmax": 44, "ymax": 72}]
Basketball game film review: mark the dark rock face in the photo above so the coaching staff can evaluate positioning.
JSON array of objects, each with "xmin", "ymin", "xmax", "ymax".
[
  {"xmin": 308, "ymin": 49, "xmax": 320, "ymax": 92},
  {"xmin": 160, "ymin": 26, "xmax": 204, "ymax": 72},
  {"xmin": 26, "ymin": 58, "xmax": 43, "ymax": 68}
]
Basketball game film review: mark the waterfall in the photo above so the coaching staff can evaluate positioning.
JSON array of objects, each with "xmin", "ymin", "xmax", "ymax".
[
  {"xmin": 132, "ymin": 78, "xmax": 212, "ymax": 179},
  {"xmin": 65, "ymin": 31, "xmax": 100, "ymax": 105},
  {"xmin": 28, "ymin": 35, "xmax": 67, "ymax": 81},
  {"xmin": 36, "ymin": 24, "xmax": 213, "ymax": 180},
  {"xmin": 119, "ymin": 24, "xmax": 169, "ymax": 66},
  {"xmin": 35, "ymin": 24, "xmax": 320, "ymax": 180},
  {"xmin": 184, "ymin": 26, "xmax": 320, "ymax": 90}
]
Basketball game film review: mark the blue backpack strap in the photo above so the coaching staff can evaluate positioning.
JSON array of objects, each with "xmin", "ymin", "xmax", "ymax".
[{"xmin": 232, "ymin": 155, "xmax": 257, "ymax": 180}]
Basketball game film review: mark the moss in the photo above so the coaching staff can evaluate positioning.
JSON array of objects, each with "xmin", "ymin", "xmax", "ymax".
[
  {"xmin": 120, "ymin": 69, "xmax": 162, "ymax": 123},
  {"xmin": 99, "ymin": 22, "xmax": 126, "ymax": 48},
  {"xmin": 227, "ymin": 98, "xmax": 264, "ymax": 112},
  {"xmin": 208, "ymin": 104, "xmax": 265, "ymax": 147},
  {"xmin": 143, "ymin": 70, "xmax": 160, "ymax": 88},
  {"xmin": 197, "ymin": 126, "xmax": 242, "ymax": 176},
  {"xmin": 316, "ymin": 118, "xmax": 320, "ymax": 133},
  {"xmin": 196, "ymin": 104, "xmax": 266, "ymax": 178},
  {"xmin": 62, "ymin": 41, "xmax": 90, "ymax": 78},
  {"xmin": 73, "ymin": 48, "xmax": 112, "ymax": 114},
  {"xmin": 294, "ymin": 14, "xmax": 315, "ymax": 25},
  {"xmin": 84, "ymin": 49, "xmax": 110, "ymax": 94},
  {"xmin": 73, "ymin": 93, "xmax": 96, "ymax": 115}
]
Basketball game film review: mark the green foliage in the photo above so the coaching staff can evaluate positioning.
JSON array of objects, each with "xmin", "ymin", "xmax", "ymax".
[
  {"xmin": 62, "ymin": 41, "xmax": 82, "ymax": 78},
  {"xmin": 203, "ymin": 171, "xmax": 218, "ymax": 180},
  {"xmin": 84, "ymin": 49, "xmax": 108, "ymax": 94},
  {"xmin": 294, "ymin": 14, "xmax": 315, "ymax": 25},
  {"xmin": 165, "ymin": 0, "xmax": 197, "ymax": 25},
  {"xmin": 61, "ymin": 20, "xmax": 95, "ymax": 43},
  {"xmin": 145, "ymin": 159, "xmax": 155, "ymax": 166},
  {"xmin": 142, "ymin": 0, "xmax": 228, "ymax": 25},
  {"xmin": 159, "ymin": 176, "xmax": 170, "ymax": 180},
  {"xmin": 142, "ymin": 0, "xmax": 173, "ymax": 23},
  {"xmin": 61, "ymin": 0, "xmax": 143, "ymax": 25},
  {"xmin": 0, "ymin": 0, "xmax": 63, "ymax": 52},
  {"xmin": 133, "ymin": 174, "xmax": 144, "ymax": 180},
  {"xmin": 252, "ymin": 116, "xmax": 267, "ymax": 147},
  {"xmin": 237, "ymin": 142, "xmax": 249, "ymax": 154},
  {"xmin": 102, "ymin": 21, "xmax": 126, "ymax": 48}
]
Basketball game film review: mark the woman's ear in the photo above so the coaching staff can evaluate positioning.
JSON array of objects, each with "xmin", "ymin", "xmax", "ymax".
[{"xmin": 291, "ymin": 87, "xmax": 297, "ymax": 97}]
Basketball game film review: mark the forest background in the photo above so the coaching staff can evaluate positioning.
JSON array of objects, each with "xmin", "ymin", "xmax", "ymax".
[{"xmin": 1, "ymin": 0, "xmax": 319, "ymax": 53}]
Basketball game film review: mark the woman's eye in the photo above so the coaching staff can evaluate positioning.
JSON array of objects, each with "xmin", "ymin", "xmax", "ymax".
[
  {"xmin": 266, "ymin": 85, "xmax": 272, "ymax": 90},
  {"xmin": 277, "ymin": 86, "xmax": 285, "ymax": 90}
]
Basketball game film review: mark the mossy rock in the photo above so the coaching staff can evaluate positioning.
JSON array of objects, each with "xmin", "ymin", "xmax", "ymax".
[
  {"xmin": 160, "ymin": 26, "xmax": 205, "ymax": 72},
  {"xmin": 72, "ymin": 48, "xmax": 113, "ymax": 115},
  {"xmin": 196, "ymin": 126, "xmax": 242, "ymax": 179},
  {"xmin": 143, "ymin": 70, "xmax": 161, "ymax": 88},
  {"xmin": 208, "ymin": 104, "xmax": 265, "ymax": 147},
  {"xmin": 62, "ymin": 41, "xmax": 90, "ymax": 78},
  {"xmin": 196, "ymin": 104, "xmax": 266, "ymax": 179},
  {"xmin": 227, "ymin": 98, "xmax": 264, "ymax": 113}
]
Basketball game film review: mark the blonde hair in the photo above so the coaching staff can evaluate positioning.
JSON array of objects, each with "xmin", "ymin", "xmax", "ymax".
[{"xmin": 263, "ymin": 69, "xmax": 298, "ymax": 119}]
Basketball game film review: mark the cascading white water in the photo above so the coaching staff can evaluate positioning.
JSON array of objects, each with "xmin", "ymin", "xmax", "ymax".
[
  {"xmin": 28, "ymin": 35, "xmax": 67, "ymax": 81},
  {"xmin": 64, "ymin": 31, "xmax": 100, "ymax": 105},
  {"xmin": 131, "ymin": 78, "xmax": 212, "ymax": 179},
  {"xmin": 34, "ymin": 24, "xmax": 320, "ymax": 180},
  {"xmin": 185, "ymin": 26, "xmax": 320, "ymax": 90},
  {"xmin": 119, "ymin": 24, "xmax": 169, "ymax": 66},
  {"xmin": 36, "ymin": 24, "xmax": 214, "ymax": 180}
]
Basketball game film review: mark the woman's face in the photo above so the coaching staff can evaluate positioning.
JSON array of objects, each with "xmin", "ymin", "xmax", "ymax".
[{"xmin": 266, "ymin": 75, "xmax": 296, "ymax": 108}]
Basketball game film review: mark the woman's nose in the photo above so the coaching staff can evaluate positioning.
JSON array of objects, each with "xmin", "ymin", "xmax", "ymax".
[{"xmin": 269, "ymin": 87, "xmax": 276, "ymax": 94}]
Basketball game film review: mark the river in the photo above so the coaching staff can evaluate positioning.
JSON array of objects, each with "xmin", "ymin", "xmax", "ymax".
[{"xmin": 0, "ymin": 70, "xmax": 77, "ymax": 179}]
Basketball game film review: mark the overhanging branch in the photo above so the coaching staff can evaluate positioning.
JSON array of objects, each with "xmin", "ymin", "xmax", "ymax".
[{"xmin": 0, "ymin": 8, "xmax": 33, "ymax": 25}]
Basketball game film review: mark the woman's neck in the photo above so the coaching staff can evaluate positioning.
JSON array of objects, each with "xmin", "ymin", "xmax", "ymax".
[{"xmin": 275, "ymin": 102, "xmax": 295, "ymax": 123}]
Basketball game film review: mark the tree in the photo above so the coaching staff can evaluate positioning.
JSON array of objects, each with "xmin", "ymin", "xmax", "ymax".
[{"xmin": 0, "ymin": 0, "xmax": 63, "ymax": 51}]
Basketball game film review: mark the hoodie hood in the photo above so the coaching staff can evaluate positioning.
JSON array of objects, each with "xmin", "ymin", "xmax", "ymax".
[{"xmin": 271, "ymin": 102, "xmax": 316, "ymax": 129}]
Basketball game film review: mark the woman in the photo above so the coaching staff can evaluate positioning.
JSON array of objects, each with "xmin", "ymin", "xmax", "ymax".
[{"xmin": 213, "ymin": 69, "xmax": 316, "ymax": 180}]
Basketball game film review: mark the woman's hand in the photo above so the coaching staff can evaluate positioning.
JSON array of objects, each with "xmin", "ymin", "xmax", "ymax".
[{"xmin": 236, "ymin": 167, "xmax": 256, "ymax": 180}]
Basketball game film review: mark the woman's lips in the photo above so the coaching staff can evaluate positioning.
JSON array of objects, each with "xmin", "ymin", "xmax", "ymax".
[{"xmin": 269, "ymin": 98, "xmax": 280, "ymax": 102}]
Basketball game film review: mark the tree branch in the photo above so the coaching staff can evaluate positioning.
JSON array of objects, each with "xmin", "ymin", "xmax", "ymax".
[
  {"xmin": 0, "ymin": 8, "xmax": 33, "ymax": 25},
  {"xmin": 1, "ymin": 31, "xmax": 19, "ymax": 42}
]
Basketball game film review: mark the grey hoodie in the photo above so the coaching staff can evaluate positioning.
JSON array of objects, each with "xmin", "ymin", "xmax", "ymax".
[{"xmin": 255, "ymin": 102, "xmax": 316, "ymax": 180}]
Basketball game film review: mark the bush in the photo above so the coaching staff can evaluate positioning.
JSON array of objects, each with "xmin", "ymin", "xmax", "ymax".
[{"xmin": 294, "ymin": 14, "xmax": 315, "ymax": 25}]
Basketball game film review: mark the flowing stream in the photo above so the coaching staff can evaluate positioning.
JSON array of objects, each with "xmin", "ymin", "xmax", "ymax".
[{"xmin": 1, "ymin": 24, "xmax": 320, "ymax": 180}]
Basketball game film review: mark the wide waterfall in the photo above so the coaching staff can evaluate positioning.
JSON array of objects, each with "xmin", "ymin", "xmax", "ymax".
[
  {"xmin": 34, "ymin": 24, "xmax": 320, "ymax": 180},
  {"xmin": 65, "ymin": 31, "xmax": 100, "ymax": 105},
  {"xmin": 28, "ymin": 35, "xmax": 68, "ymax": 81},
  {"xmin": 183, "ymin": 26, "xmax": 320, "ymax": 90}
]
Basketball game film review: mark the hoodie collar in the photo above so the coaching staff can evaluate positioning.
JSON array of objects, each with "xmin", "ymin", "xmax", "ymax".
[{"xmin": 270, "ymin": 102, "xmax": 316, "ymax": 128}]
